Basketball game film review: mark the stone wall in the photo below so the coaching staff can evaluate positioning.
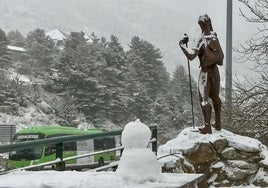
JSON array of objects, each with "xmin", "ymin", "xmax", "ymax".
[{"xmin": 161, "ymin": 138, "xmax": 268, "ymax": 187}]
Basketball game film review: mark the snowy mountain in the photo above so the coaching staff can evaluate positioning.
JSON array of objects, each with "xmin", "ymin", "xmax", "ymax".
[
  {"xmin": 0, "ymin": 0, "xmax": 260, "ymax": 81},
  {"xmin": 0, "ymin": 0, "xmax": 216, "ymax": 75}
]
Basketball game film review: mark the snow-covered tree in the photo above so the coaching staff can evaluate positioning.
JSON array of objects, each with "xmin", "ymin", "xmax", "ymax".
[
  {"xmin": 101, "ymin": 35, "xmax": 129, "ymax": 124},
  {"xmin": 7, "ymin": 30, "xmax": 26, "ymax": 47},
  {"xmin": 127, "ymin": 36, "xmax": 169, "ymax": 100},
  {"xmin": 125, "ymin": 36, "xmax": 169, "ymax": 123},
  {"xmin": 0, "ymin": 73, "xmax": 26, "ymax": 114},
  {"xmin": 0, "ymin": 28, "xmax": 11, "ymax": 70},
  {"xmin": 153, "ymin": 65, "xmax": 200, "ymax": 143},
  {"xmin": 26, "ymin": 28, "xmax": 56, "ymax": 77},
  {"xmin": 232, "ymin": 0, "xmax": 268, "ymax": 145},
  {"xmin": 49, "ymin": 31, "xmax": 94, "ymax": 123}
]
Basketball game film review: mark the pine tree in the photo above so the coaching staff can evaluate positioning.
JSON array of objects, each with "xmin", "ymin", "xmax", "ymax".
[
  {"xmin": 125, "ymin": 36, "xmax": 169, "ymax": 123},
  {"xmin": 101, "ymin": 35, "xmax": 129, "ymax": 124},
  {"xmin": 26, "ymin": 28, "xmax": 56, "ymax": 77},
  {"xmin": 50, "ymin": 31, "xmax": 107, "ymax": 125},
  {"xmin": 168, "ymin": 65, "xmax": 193, "ymax": 126},
  {"xmin": 7, "ymin": 30, "xmax": 26, "ymax": 47},
  {"xmin": 127, "ymin": 36, "xmax": 169, "ymax": 100},
  {"xmin": 0, "ymin": 28, "xmax": 11, "ymax": 70},
  {"xmin": 153, "ymin": 65, "xmax": 201, "ymax": 143}
]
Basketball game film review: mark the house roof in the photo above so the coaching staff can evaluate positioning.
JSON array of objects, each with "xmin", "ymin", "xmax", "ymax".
[
  {"xmin": 46, "ymin": 28, "xmax": 69, "ymax": 41},
  {"xmin": 46, "ymin": 28, "xmax": 93, "ymax": 43},
  {"xmin": 7, "ymin": 45, "xmax": 26, "ymax": 52},
  {"xmin": 84, "ymin": 34, "xmax": 93, "ymax": 43}
]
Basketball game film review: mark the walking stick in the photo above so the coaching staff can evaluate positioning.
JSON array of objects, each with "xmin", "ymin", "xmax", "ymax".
[{"xmin": 184, "ymin": 34, "xmax": 195, "ymax": 130}]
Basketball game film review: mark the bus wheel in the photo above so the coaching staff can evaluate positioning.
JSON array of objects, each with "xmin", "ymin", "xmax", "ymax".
[{"xmin": 98, "ymin": 157, "xmax": 104, "ymax": 167}]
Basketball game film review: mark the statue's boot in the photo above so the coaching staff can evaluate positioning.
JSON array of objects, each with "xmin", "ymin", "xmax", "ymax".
[
  {"xmin": 199, "ymin": 102, "xmax": 212, "ymax": 134},
  {"xmin": 199, "ymin": 123, "xmax": 212, "ymax": 134},
  {"xmin": 212, "ymin": 97, "xmax": 222, "ymax": 131},
  {"xmin": 212, "ymin": 119, "xmax": 221, "ymax": 131}
]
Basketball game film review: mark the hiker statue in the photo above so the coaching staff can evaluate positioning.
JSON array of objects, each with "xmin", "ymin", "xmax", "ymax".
[{"xmin": 179, "ymin": 14, "xmax": 224, "ymax": 134}]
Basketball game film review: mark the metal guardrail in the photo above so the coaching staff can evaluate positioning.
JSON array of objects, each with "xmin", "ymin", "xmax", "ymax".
[
  {"xmin": 0, "ymin": 125, "xmax": 157, "ymax": 172},
  {"xmin": 2, "ymin": 147, "xmax": 125, "ymax": 174}
]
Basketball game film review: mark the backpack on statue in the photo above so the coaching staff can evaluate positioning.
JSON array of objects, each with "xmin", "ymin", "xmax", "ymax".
[{"xmin": 201, "ymin": 32, "xmax": 224, "ymax": 68}]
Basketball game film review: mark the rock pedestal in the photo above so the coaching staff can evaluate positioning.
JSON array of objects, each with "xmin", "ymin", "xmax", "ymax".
[{"xmin": 159, "ymin": 128, "xmax": 268, "ymax": 187}]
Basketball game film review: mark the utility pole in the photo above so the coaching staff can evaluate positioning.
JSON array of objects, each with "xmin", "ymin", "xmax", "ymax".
[{"xmin": 226, "ymin": 0, "xmax": 233, "ymax": 125}]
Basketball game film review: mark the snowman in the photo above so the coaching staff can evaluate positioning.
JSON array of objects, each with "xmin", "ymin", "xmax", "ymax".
[{"xmin": 116, "ymin": 119, "xmax": 163, "ymax": 183}]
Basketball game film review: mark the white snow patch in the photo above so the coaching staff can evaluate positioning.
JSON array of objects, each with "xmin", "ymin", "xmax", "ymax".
[
  {"xmin": 8, "ymin": 71, "xmax": 31, "ymax": 83},
  {"xmin": 7, "ymin": 45, "xmax": 26, "ymax": 52},
  {"xmin": 211, "ymin": 161, "xmax": 225, "ymax": 169},
  {"xmin": 253, "ymin": 168, "xmax": 268, "ymax": 185},
  {"xmin": 158, "ymin": 127, "xmax": 263, "ymax": 160},
  {"xmin": 0, "ymin": 171, "xmax": 204, "ymax": 188},
  {"xmin": 260, "ymin": 145, "xmax": 268, "ymax": 167}
]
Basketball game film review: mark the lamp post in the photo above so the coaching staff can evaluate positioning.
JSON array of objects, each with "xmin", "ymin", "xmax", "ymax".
[{"xmin": 225, "ymin": 0, "xmax": 233, "ymax": 125}]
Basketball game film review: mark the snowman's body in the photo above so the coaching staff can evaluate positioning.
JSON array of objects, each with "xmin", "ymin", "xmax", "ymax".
[{"xmin": 116, "ymin": 119, "xmax": 163, "ymax": 183}]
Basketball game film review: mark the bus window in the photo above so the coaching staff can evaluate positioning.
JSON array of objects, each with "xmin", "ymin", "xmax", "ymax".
[
  {"xmin": 9, "ymin": 147, "xmax": 43, "ymax": 160},
  {"xmin": 44, "ymin": 142, "xmax": 77, "ymax": 156},
  {"xmin": 45, "ymin": 145, "xmax": 56, "ymax": 156},
  {"xmin": 94, "ymin": 137, "xmax": 115, "ymax": 150},
  {"xmin": 63, "ymin": 142, "xmax": 77, "ymax": 151},
  {"xmin": 9, "ymin": 133, "xmax": 45, "ymax": 160}
]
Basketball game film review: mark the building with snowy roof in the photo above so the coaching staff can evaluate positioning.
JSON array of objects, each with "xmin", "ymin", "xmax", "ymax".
[
  {"xmin": 46, "ymin": 29, "xmax": 92, "ymax": 50},
  {"xmin": 6, "ymin": 45, "xmax": 26, "ymax": 53},
  {"xmin": 46, "ymin": 28, "xmax": 69, "ymax": 50}
]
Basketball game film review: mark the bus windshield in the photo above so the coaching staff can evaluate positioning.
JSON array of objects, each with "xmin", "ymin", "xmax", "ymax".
[{"xmin": 9, "ymin": 133, "xmax": 45, "ymax": 160}]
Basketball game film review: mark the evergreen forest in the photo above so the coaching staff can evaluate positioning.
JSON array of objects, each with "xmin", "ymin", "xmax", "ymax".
[{"xmin": 0, "ymin": 28, "xmax": 201, "ymax": 143}]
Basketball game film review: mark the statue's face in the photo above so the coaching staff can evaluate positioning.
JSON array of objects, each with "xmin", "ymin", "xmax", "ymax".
[
  {"xmin": 198, "ymin": 14, "xmax": 211, "ymax": 32},
  {"xmin": 198, "ymin": 19, "xmax": 205, "ymax": 31},
  {"xmin": 198, "ymin": 14, "xmax": 209, "ymax": 22}
]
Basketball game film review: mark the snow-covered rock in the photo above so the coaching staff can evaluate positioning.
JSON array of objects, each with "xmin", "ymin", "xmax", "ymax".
[{"xmin": 158, "ymin": 127, "xmax": 268, "ymax": 187}]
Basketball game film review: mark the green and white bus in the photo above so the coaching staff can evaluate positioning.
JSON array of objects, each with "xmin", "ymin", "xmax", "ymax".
[{"xmin": 8, "ymin": 126, "xmax": 120, "ymax": 170}]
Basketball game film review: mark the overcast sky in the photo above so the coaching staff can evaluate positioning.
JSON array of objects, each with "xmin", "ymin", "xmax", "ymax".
[
  {"xmin": 153, "ymin": 0, "xmax": 258, "ymax": 43},
  {"xmin": 160, "ymin": 0, "xmax": 260, "ymax": 82}
]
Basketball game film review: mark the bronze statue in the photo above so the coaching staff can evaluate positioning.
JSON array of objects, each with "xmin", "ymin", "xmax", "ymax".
[{"xmin": 179, "ymin": 14, "xmax": 223, "ymax": 134}]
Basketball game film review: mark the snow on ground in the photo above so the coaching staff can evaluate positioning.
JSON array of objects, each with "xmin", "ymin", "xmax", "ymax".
[
  {"xmin": 0, "ymin": 171, "xmax": 204, "ymax": 188},
  {"xmin": 0, "ymin": 120, "xmax": 267, "ymax": 187},
  {"xmin": 0, "ymin": 120, "xmax": 203, "ymax": 188},
  {"xmin": 8, "ymin": 70, "xmax": 31, "ymax": 84}
]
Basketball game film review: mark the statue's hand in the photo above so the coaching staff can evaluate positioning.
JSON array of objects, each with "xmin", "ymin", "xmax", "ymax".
[
  {"xmin": 179, "ymin": 34, "xmax": 189, "ymax": 46},
  {"xmin": 179, "ymin": 40, "xmax": 184, "ymax": 46}
]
